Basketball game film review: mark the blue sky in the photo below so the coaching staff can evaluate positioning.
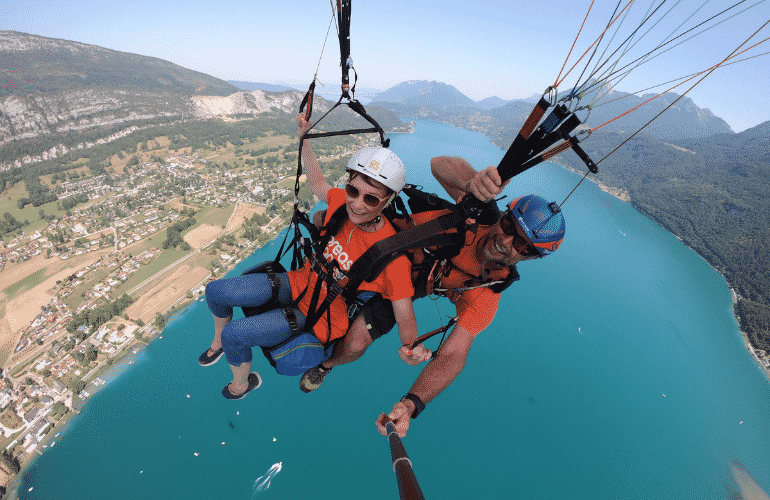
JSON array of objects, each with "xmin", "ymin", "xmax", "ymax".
[{"xmin": 4, "ymin": 0, "xmax": 770, "ymax": 131}]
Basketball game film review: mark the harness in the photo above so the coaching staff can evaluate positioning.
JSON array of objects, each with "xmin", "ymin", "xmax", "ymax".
[{"xmin": 392, "ymin": 185, "xmax": 519, "ymax": 299}]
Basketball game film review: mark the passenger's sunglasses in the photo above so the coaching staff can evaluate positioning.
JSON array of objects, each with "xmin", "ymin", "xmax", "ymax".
[
  {"xmin": 345, "ymin": 183, "xmax": 386, "ymax": 208},
  {"xmin": 499, "ymin": 211, "xmax": 539, "ymax": 258}
]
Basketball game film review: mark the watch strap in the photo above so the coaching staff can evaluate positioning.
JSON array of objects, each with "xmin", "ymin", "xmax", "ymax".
[{"xmin": 401, "ymin": 392, "xmax": 425, "ymax": 419}]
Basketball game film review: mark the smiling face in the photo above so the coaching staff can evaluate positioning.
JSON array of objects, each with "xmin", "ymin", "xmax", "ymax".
[
  {"xmin": 344, "ymin": 172, "xmax": 391, "ymax": 226},
  {"xmin": 480, "ymin": 217, "xmax": 540, "ymax": 266}
]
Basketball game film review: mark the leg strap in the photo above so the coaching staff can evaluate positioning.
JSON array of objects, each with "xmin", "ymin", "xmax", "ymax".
[
  {"xmin": 282, "ymin": 307, "xmax": 302, "ymax": 336},
  {"xmin": 263, "ymin": 262, "xmax": 281, "ymax": 303}
]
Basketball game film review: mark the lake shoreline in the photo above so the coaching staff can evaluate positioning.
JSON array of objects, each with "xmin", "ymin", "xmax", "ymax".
[
  {"xmin": 497, "ymin": 130, "xmax": 770, "ymax": 383},
  {"xmin": 5, "ymin": 237, "xmax": 265, "ymax": 496}
]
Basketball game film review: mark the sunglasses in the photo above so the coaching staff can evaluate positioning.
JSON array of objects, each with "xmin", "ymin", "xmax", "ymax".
[
  {"xmin": 499, "ymin": 211, "xmax": 539, "ymax": 258},
  {"xmin": 345, "ymin": 183, "xmax": 386, "ymax": 208}
]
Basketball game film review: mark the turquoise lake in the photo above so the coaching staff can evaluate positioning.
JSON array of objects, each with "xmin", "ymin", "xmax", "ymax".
[{"xmin": 17, "ymin": 120, "xmax": 770, "ymax": 499}]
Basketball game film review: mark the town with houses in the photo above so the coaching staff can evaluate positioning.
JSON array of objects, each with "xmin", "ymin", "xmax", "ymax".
[{"xmin": 0, "ymin": 135, "xmax": 346, "ymax": 485}]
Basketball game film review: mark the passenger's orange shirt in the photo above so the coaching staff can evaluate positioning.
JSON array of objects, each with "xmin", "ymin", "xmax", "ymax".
[{"xmin": 288, "ymin": 188, "xmax": 414, "ymax": 342}]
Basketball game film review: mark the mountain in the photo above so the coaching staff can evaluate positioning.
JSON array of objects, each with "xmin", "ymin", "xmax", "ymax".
[
  {"xmin": 0, "ymin": 31, "xmax": 236, "ymax": 97},
  {"xmin": 371, "ymin": 80, "xmax": 478, "ymax": 113},
  {"xmin": 475, "ymin": 96, "xmax": 511, "ymax": 110},
  {"xmin": 0, "ymin": 30, "xmax": 235, "ymax": 163},
  {"xmin": 578, "ymin": 86, "xmax": 733, "ymax": 141},
  {"xmin": 371, "ymin": 79, "xmax": 732, "ymax": 144},
  {"xmin": 0, "ymin": 31, "xmax": 404, "ymax": 168},
  {"xmin": 228, "ymin": 81, "xmax": 295, "ymax": 92}
]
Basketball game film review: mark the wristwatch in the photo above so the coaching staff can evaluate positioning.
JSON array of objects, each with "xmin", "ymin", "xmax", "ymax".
[{"xmin": 401, "ymin": 392, "xmax": 425, "ymax": 418}]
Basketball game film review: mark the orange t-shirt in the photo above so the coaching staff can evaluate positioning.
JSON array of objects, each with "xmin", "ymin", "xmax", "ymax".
[
  {"xmin": 438, "ymin": 225, "xmax": 510, "ymax": 336},
  {"xmin": 402, "ymin": 210, "xmax": 511, "ymax": 337},
  {"xmin": 288, "ymin": 188, "xmax": 414, "ymax": 342}
]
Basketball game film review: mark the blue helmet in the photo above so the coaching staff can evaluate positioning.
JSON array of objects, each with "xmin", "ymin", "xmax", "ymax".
[{"xmin": 507, "ymin": 195, "xmax": 565, "ymax": 256}]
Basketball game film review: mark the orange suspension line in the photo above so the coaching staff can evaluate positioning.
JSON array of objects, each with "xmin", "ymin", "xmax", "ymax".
[
  {"xmin": 554, "ymin": 0, "xmax": 637, "ymax": 88},
  {"xmin": 595, "ymin": 38, "xmax": 770, "ymax": 109},
  {"xmin": 595, "ymin": 18, "xmax": 770, "ymax": 166},
  {"xmin": 553, "ymin": 0, "xmax": 596, "ymax": 88},
  {"xmin": 590, "ymin": 34, "xmax": 770, "ymax": 132}
]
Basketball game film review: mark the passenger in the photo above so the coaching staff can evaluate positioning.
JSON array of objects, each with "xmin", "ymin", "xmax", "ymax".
[
  {"xmin": 199, "ymin": 115, "xmax": 428, "ymax": 399},
  {"xmin": 298, "ymin": 156, "xmax": 565, "ymax": 438}
]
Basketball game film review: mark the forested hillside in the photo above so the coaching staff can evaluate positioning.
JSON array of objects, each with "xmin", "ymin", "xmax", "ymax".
[
  {"xmin": 0, "ymin": 31, "xmax": 236, "ymax": 97},
  {"xmin": 556, "ymin": 125, "xmax": 770, "ymax": 352}
]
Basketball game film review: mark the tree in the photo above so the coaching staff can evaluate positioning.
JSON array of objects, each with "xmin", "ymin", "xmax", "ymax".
[
  {"xmin": 154, "ymin": 313, "xmax": 166, "ymax": 330},
  {"xmin": 0, "ymin": 450, "xmax": 20, "ymax": 473},
  {"xmin": 85, "ymin": 345, "xmax": 98, "ymax": 362},
  {"xmin": 69, "ymin": 379, "xmax": 87, "ymax": 394}
]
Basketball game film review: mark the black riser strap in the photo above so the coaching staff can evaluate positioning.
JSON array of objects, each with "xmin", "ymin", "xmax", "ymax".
[
  {"xmin": 568, "ymin": 137, "xmax": 598, "ymax": 173},
  {"xmin": 498, "ymin": 114, "xmax": 582, "ymax": 183},
  {"xmin": 496, "ymin": 97, "xmax": 550, "ymax": 176},
  {"xmin": 304, "ymin": 127, "xmax": 381, "ymax": 139},
  {"xmin": 338, "ymin": 0, "xmax": 352, "ymax": 87}
]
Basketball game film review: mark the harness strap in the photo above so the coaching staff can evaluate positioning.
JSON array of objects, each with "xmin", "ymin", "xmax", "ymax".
[
  {"xmin": 292, "ymin": 203, "xmax": 349, "ymax": 340},
  {"xmin": 337, "ymin": 0, "xmax": 352, "ymax": 92},
  {"xmin": 343, "ymin": 210, "xmax": 468, "ymax": 296},
  {"xmin": 282, "ymin": 306, "xmax": 302, "ymax": 336},
  {"xmin": 300, "ymin": 80, "xmax": 316, "ymax": 120},
  {"xmin": 263, "ymin": 262, "xmax": 282, "ymax": 303}
]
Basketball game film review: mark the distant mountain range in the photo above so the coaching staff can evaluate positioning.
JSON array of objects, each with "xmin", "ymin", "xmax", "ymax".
[
  {"xmin": 228, "ymin": 81, "xmax": 294, "ymax": 92},
  {"xmin": 0, "ymin": 31, "xmax": 402, "ymax": 166},
  {"xmin": 370, "ymin": 79, "xmax": 732, "ymax": 142}
]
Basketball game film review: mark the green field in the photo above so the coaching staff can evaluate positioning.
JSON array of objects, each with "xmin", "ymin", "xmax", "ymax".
[
  {"xmin": 10, "ymin": 353, "xmax": 42, "ymax": 378},
  {"xmin": 115, "ymin": 204, "xmax": 232, "ymax": 295},
  {"xmin": 4, "ymin": 267, "xmax": 50, "ymax": 300},
  {"xmin": 63, "ymin": 267, "xmax": 112, "ymax": 311},
  {"xmin": 0, "ymin": 181, "xmax": 72, "ymax": 237},
  {"xmin": 195, "ymin": 205, "xmax": 234, "ymax": 228},
  {"xmin": 115, "ymin": 247, "xmax": 189, "ymax": 296},
  {"xmin": 278, "ymin": 177, "xmax": 296, "ymax": 189}
]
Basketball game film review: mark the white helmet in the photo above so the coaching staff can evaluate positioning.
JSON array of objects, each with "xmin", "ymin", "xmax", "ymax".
[{"xmin": 346, "ymin": 147, "xmax": 406, "ymax": 193}]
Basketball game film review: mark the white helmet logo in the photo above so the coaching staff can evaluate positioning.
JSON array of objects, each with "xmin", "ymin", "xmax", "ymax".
[{"xmin": 368, "ymin": 159, "xmax": 381, "ymax": 172}]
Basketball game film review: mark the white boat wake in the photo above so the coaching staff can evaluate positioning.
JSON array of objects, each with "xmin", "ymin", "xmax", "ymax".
[{"xmin": 252, "ymin": 462, "xmax": 282, "ymax": 496}]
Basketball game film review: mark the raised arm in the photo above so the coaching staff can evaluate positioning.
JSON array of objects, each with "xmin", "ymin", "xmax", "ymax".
[
  {"xmin": 376, "ymin": 324, "xmax": 474, "ymax": 437},
  {"xmin": 298, "ymin": 114, "xmax": 332, "ymax": 203},
  {"xmin": 430, "ymin": 156, "xmax": 508, "ymax": 203},
  {"xmin": 391, "ymin": 298, "xmax": 431, "ymax": 366}
]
